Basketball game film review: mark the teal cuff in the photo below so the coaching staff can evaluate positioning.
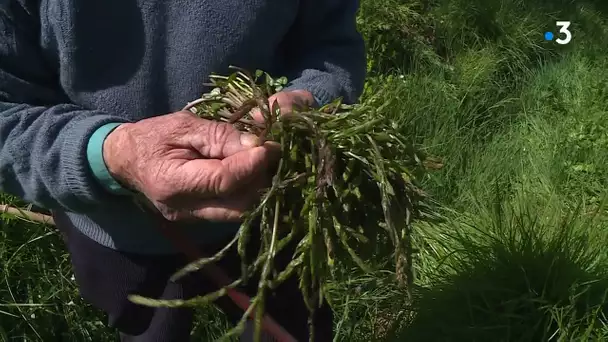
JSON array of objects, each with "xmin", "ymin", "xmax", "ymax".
[{"xmin": 86, "ymin": 123, "xmax": 131, "ymax": 195}]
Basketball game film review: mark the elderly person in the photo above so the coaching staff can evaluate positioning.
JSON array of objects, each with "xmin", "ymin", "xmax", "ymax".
[{"xmin": 0, "ymin": 0, "xmax": 366, "ymax": 340}]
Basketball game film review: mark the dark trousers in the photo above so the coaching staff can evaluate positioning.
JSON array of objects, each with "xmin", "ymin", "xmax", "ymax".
[{"xmin": 54, "ymin": 217, "xmax": 333, "ymax": 342}]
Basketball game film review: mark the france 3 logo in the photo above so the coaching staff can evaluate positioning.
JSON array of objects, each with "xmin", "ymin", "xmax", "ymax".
[{"xmin": 544, "ymin": 21, "xmax": 572, "ymax": 45}]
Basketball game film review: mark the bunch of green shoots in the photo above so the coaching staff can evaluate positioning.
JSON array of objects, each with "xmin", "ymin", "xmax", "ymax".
[{"xmin": 129, "ymin": 67, "xmax": 439, "ymax": 341}]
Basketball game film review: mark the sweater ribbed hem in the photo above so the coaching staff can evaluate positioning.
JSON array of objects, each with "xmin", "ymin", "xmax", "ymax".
[{"xmin": 60, "ymin": 114, "xmax": 131, "ymax": 211}]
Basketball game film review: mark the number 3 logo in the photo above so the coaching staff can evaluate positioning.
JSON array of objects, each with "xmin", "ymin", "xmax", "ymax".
[{"xmin": 556, "ymin": 21, "xmax": 572, "ymax": 45}]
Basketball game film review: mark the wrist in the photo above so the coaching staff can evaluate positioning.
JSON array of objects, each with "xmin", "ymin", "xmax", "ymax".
[{"xmin": 103, "ymin": 123, "xmax": 136, "ymax": 191}]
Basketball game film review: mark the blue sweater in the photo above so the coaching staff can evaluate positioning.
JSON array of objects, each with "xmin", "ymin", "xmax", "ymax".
[{"xmin": 0, "ymin": 0, "xmax": 366, "ymax": 254}]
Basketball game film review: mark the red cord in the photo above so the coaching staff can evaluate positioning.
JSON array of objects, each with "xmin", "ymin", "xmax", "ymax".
[{"xmin": 156, "ymin": 222, "xmax": 297, "ymax": 342}]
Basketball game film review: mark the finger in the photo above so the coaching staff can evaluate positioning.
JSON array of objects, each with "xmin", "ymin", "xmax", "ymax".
[
  {"xmin": 175, "ymin": 143, "xmax": 280, "ymax": 196},
  {"xmin": 213, "ymin": 143, "xmax": 280, "ymax": 194},
  {"xmin": 251, "ymin": 96, "xmax": 286, "ymax": 123},
  {"xmin": 185, "ymin": 117, "xmax": 261, "ymax": 159},
  {"xmin": 251, "ymin": 105, "xmax": 293, "ymax": 122},
  {"xmin": 158, "ymin": 148, "xmax": 276, "ymax": 207},
  {"xmin": 251, "ymin": 107, "xmax": 264, "ymax": 122},
  {"xmin": 190, "ymin": 160, "xmax": 278, "ymax": 222}
]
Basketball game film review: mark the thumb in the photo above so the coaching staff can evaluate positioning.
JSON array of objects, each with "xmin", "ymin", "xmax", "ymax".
[
  {"xmin": 178, "ymin": 143, "xmax": 279, "ymax": 196},
  {"xmin": 219, "ymin": 142, "xmax": 280, "ymax": 193},
  {"xmin": 217, "ymin": 146, "xmax": 274, "ymax": 193},
  {"xmin": 188, "ymin": 119, "xmax": 261, "ymax": 159}
]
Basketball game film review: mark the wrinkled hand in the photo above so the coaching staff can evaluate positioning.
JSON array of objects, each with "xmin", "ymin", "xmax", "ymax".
[
  {"xmin": 251, "ymin": 90, "xmax": 316, "ymax": 122},
  {"xmin": 103, "ymin": 111, "xmax": 279, "ymax": 222}
]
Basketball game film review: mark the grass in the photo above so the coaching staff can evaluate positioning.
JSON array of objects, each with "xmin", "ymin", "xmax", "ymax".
[{"xmin": 2, "ymin": 0, "xmax": 608, "ymax": 340}]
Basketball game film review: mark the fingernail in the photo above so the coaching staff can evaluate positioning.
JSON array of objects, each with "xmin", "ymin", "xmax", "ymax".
[{"xmin": 240, "ymin": 133, "xmax": 260, "ymax": 147}]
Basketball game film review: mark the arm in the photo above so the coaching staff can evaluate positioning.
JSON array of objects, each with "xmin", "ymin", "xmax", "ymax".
[
  {"xmin": 280, "ymin": 0, "xmax": 367, "ymax": 106},
  {"xmin": 0, "ymin": 2, "xmax": 129, "ymax": 212}
]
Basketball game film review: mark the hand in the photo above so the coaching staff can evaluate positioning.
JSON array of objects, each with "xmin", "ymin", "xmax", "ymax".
[
  {"xmin": 251, "ymin": 90, "xmax": 316, "ymax": 122},
  {"xmin": 103, "ymin": 111, "xmax": 279, "ymax": 222}
]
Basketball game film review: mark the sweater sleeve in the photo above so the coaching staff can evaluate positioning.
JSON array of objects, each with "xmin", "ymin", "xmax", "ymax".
[
  {"xmin": 280, "ymin": 0, "xmax": 367, "ymax": 106},
  {"xmin": 0, "ymin": 2, "xmax": 129, "ymax": 212}
]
